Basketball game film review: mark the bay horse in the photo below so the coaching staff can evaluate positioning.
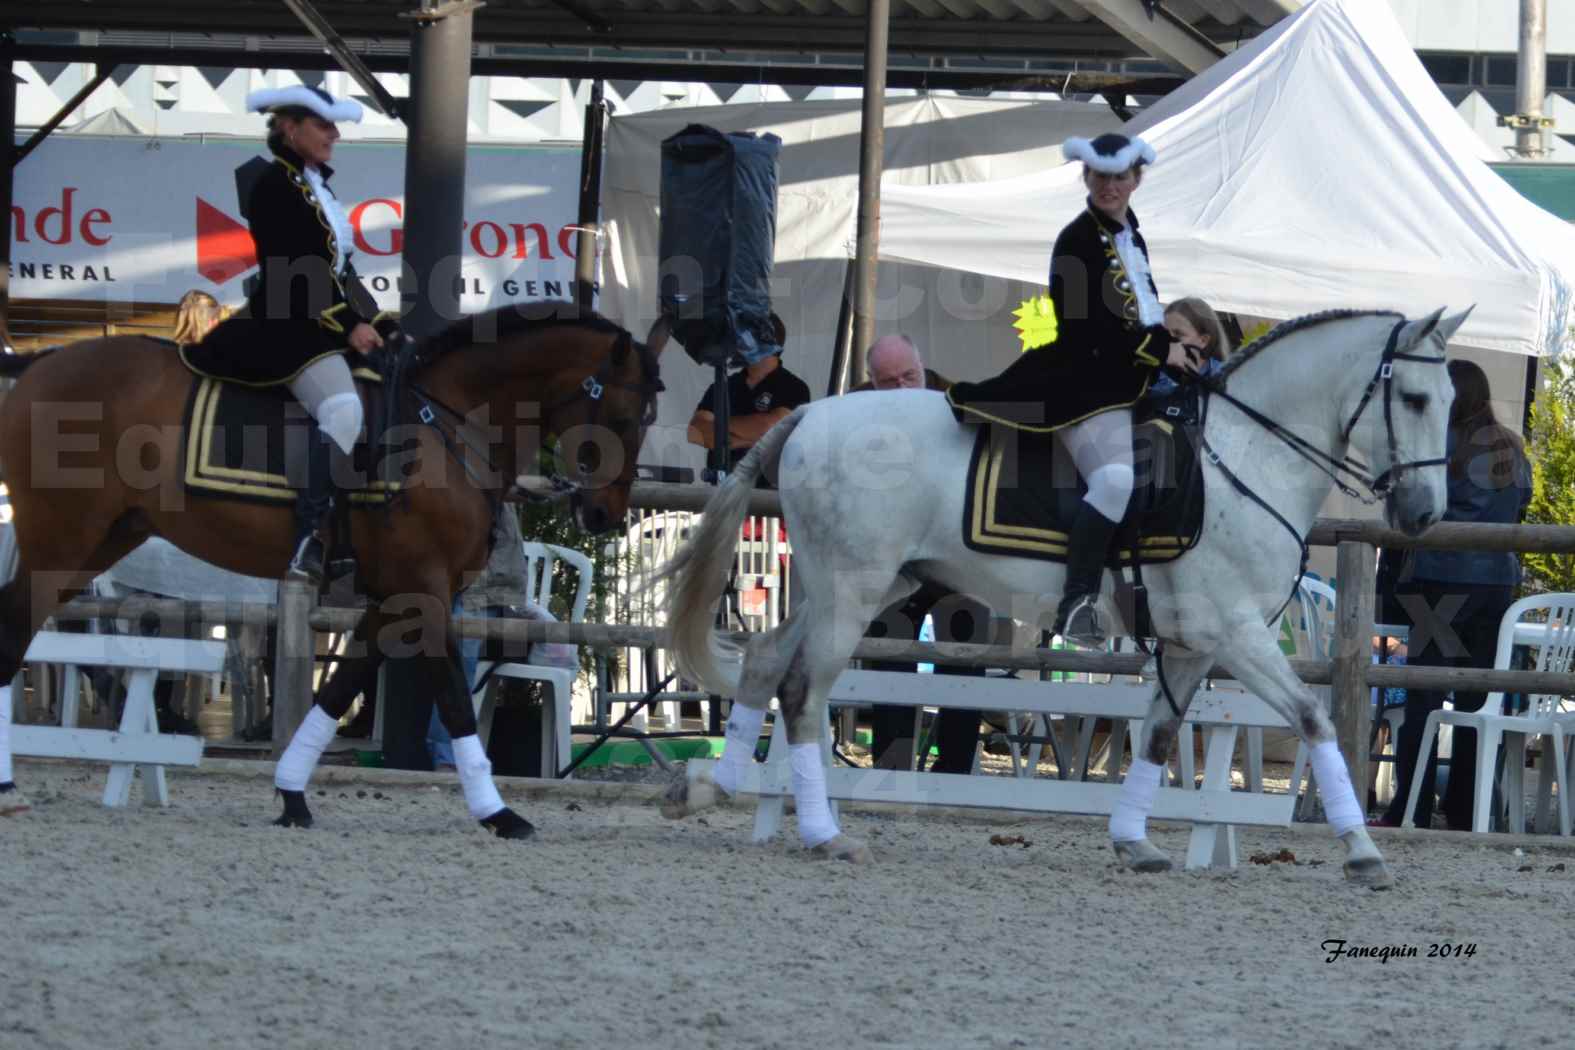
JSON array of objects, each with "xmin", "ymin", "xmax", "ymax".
[
  {"xmin": 0, "ymin": 302, "xmax": 668, "ymax": 837},
  {"xmin": 660, "ymin": 308, "xmax": 1468, "ymax": 886}
]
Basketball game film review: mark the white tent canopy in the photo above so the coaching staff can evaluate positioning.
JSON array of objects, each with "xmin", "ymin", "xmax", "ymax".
[{"xmin": 881, "ymin": 0, "xmax": 1575, "ymax": 358}]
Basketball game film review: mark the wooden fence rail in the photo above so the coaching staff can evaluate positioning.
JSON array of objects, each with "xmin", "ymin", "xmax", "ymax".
[{"xmin": 44, "ymin": 483, "xmax": 1575, "ymax": 792}]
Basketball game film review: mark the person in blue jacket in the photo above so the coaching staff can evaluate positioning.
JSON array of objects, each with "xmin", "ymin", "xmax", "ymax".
[
  {"xmin": 1149, "ymin": 297, "xmax": 1230, "ymax": 397},
  {"xmin": 1375, "ymin": 359, "xmax": 1531, "ymax": 830}
]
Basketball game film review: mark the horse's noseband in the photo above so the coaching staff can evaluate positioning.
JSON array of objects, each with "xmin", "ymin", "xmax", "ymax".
[{"xmin": 540, "ymin": 332, "xmax": 665, "ymax": 492}]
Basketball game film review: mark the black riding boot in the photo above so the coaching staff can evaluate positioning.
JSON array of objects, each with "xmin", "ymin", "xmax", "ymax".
[
  {"xmin": 287, "ymin": 427, "xmax": 335, "ymax": 583},
  {"xmin": 1052, "ymin": 503, "xmax": 1122, "ymax": 648}
]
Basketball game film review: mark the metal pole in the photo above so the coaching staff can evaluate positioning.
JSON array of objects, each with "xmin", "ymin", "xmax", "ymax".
[
  {"xmin": 849, "ymin": 0, "xmax": 890, "ymax": 386},
  {"xmin": 400, "ymin": 1, "xmax": 477, "ymax": 338},
  {"xmin": 574, "ymin": 78, "xmax": 606, "ymax": 311},
  {"xmin": 0, "ymin": 33, "xmax": 16, "ymax": 348},
  {"xmin": 1515, "ymin": 0, "xmax": 1549, "ymax": 158}
]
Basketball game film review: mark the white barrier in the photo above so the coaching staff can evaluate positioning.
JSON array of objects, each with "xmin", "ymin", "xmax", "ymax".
[
  {"xmin": 12, "ymin": 631, "xmax": 225, "ymax": 806},
  {"xmin": 696, "ymin": 670, "xmax": 1299, "ymax": 870}
]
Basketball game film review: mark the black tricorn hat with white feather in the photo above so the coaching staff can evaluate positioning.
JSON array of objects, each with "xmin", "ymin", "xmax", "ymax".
[
  {"xmin": 1062, "ymin": 133, "xmax": 1156, "ymax": 174},
  {"xmin": 246, "ymin": 85, "xmax": 363, "ymax": 123}
]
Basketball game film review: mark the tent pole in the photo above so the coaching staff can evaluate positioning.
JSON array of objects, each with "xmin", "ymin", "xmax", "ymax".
[
  {"xmin": 850, "ymin": 0, "xmax": 890, "ymax": 386},
  {"xmin": 574, "ymin": 78, "xmax": 606, "ymax": 311},
  {"xmin": 827, "ymin": 258, "xmax": 856, "ymax": 395}
]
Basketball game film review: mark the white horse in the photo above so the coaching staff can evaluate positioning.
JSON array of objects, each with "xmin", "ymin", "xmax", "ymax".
[{"xmin": 659, "ymin": 308, "xmax": 1467, "ymax": 886}]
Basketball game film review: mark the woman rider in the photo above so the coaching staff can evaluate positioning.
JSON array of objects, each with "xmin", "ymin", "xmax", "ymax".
[
  {"xmin": 185, "ymin": 85, "xmax": 384, "ymax": 582},
  {"xmin": 947, "ymin": 132, "xmax": 1201, "ymax": 647}
]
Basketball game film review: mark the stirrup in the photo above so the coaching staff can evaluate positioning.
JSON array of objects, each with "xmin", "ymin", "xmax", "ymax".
[
  {"xmin": 1060, "ymin": 595, "xmax": 1107, "ymax": 649},
  {"xmin": 286, "ymin": 533, "xmax": 326, "ymax": 583}
]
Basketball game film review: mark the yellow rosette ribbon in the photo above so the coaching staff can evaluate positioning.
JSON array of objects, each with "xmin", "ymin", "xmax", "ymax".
[{"xmin": 1013, "ymin": 294, "xmax": 1058, "ymax": 352}]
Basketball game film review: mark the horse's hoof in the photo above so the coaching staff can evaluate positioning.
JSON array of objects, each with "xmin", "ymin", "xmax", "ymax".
[
  {"xmin": 660, "ymin": 768, "xmax": 731, "ymax": 820},
  {"xmin": 1343, "ymin": 855, "xmax": 1395, "ymax": 890},
  {"xmin": 273, "ymin": 789, "xmax": 313, "ymax": 829},
  {"xmin": 810, "ymin": 834, "xmax": 872, "ymax": 864},
  {"xmin": 480, "ymin": 807, "xmax": 536, "ymax": 841},
  {"xmin": 0, "ymin": 783, "xmax": 31, "ymax": 817},
  {"xmin": 1113, "ymin": 838, "xmax": 1173, "ymax": 873}
]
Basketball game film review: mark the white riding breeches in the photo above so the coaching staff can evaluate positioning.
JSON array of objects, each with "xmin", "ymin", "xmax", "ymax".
[
  {"xmin": 289, "ymin": 355, "xmax": 363, "ymax": 455},
  {"xmin": 1058, "ymin": 408, "xmax": 1135, "ymax": 522}
]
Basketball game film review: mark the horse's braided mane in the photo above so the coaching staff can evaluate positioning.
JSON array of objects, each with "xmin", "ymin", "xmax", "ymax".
[
  {"xmin": 1218, "ymin": 308, "xmax": 1403, "ymax": 380},
  {"xmin": 418, "ymin": 299, "xmax": 627, "ymax": 361}
]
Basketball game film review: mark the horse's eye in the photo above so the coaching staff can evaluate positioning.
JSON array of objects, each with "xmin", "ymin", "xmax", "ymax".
[{"xmin": 1400, "ymin": 393, "xmax": 1428, "ymax": 413}]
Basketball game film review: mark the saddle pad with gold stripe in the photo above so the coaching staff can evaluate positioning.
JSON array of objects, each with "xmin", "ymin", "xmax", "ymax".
[
  {"xmin": 961, "ymin": 418, "xmax": 1204, "ymax": 566},
  {"xmin": 181, "ymin": 370, "xmax": 401, "ymax": 506}
]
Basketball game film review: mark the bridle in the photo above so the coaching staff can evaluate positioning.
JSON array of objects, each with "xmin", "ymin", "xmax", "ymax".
[
  {"xmin": 1153, "ymin": 317, "xmax": 1448, "ymax": 718},
  {"xmin": 1203, "ymin": 318, "xmax": 1448, "ymax": 510},
  {"xmin": 408, "ymin": 329, "xmax": 664, "ymax": 506},
  {"xmin": 1194, "ymin": 317, "xmax": 1447, "ymax": 625},
  {"xmin": 535, "ymin": 331, "xmax": 665, "ymax": 497}
]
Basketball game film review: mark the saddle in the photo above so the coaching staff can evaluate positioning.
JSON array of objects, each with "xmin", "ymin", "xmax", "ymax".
[
  {"xmin": 961, "ymin": 382, "xmax": 1207, "ymax": 568},
  {"xmin": 179, "ymin": 356, "xmax": 405, "ymax": 508}
]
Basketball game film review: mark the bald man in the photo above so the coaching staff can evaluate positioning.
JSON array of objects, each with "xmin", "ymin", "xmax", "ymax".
[{"xmin": 851, "ymin": 333, "xmax": 952, "ymax": 393}]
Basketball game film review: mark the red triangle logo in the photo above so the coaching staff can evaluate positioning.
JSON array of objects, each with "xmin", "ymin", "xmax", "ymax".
[{"xmin": 195, "ymin": 197, "xmax": 257, "ymax": 286}]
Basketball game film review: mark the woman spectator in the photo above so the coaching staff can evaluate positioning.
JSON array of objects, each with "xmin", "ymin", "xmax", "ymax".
[
  {"xmin": 171, "ymin": 290, "xmax": 225, "ymax": 346},
  {"xmin": 1373, "ymin": 359, "xmax": 1531, "ymax": 830}
]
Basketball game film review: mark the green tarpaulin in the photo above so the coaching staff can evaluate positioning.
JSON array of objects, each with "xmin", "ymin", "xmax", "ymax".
[{"xmin": 1492, "ymin": 163, "xmax": 1575, "ymax": 221}]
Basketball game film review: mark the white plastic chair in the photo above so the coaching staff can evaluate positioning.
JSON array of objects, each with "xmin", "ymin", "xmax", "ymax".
[
  {"xmin": 1401, "ymin": 593, "xmax": 1575, "ymax": 835},
  {"xmin": 471, "ymin": 542, "xmax": 592, "ymax": 778}
]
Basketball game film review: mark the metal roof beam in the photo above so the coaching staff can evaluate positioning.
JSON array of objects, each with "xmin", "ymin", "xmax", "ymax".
[
  {"xmin": 0, "ymin": 7, "xmax": 1147, "ymax": 59},
  {"xmin": 1077, "ymin": 0, "xmax": 1226, "ymax": 73},
  {"xmin": 7, "ymin": 41, "xmax": 1183, "ymax": 94},
  {"xmin": 13, "ymin": 64, "xmax": 115, "ymax": 166},
  {"xmin": 280, "ymin": 0, "xmax": 405, "ymax": 118}
]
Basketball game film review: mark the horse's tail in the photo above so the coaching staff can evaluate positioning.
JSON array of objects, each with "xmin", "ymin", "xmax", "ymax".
[
  {"xmin": 0, "ymin": 349, "xmax": 50, "ymax": 378},
  {"xmin": 658, "ymin": 405, "xmax": 808, "ymax": 695}
]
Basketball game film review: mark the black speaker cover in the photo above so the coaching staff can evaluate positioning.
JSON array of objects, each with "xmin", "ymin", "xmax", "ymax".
[{"xmin": 658, "ymin": 125, "xmax": 783, "ymax": 366}]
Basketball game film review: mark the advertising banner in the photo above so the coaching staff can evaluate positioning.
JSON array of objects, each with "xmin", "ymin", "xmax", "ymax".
[{"xmin": 9, "ymin": 136, "xmax": 584, "ymax": 311}]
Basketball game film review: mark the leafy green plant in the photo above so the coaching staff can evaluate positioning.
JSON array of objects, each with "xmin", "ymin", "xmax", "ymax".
[{"xmin": 1523, "ymin": 351, "xmax": 1575, "ymax": 593}]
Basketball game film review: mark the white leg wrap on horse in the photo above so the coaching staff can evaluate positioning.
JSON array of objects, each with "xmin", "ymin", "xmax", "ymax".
[
  {"xmin": 453, "ymin": 734, "xmax": 506, "ymax": 820},
  {"xmin": 1110, "ymin": 757, "xmax": 1164, "ymax": 842},
  {"xmin": 1311, "ymin": 741, "xmax": 1365, "ymax": 836},
  {"xmin": 1083, "ymin": 463, "xmax": 1136, "ymax": 523},
  {"xmin": 0, "ymin": 684, "xmax": 14, "ymax": 784},
  {"xmin": 790, "ymin": 742, "xmax": 840, "ymax": 848},
  {"xmin": 712, "ymin": 703, "xmax": 766, "ymax": 796},
  {"xmin": 316, "ymin": 392, "xmax": 364, "ymax": 456},
  {"xmin": 274, "ymin": 706, "xmax": 339, "ymax": 792}
]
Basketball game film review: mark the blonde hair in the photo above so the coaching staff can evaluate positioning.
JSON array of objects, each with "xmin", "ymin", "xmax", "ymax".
[
  {"xmin": 172, "ymin": 290, "xmax": 222, "ymax": 345},
  {"xmin": 1164, "ymin": 298, "xmax": 1232, "ymax": 363}
]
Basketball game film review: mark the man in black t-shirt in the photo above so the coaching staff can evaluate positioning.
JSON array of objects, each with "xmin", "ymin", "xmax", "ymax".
[{"xmin": 685, "ymin": 315, "xmax": 811, "ymax": 485}]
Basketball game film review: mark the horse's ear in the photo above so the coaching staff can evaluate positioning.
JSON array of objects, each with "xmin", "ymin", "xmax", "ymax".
[
  {"xmin": 1397, "ymin": 307, "xmax": 1447, "ymax": 352},
  {"xmin": 1432, "ymin": 305, "xmax": 1475, "ymax": 349},
  {"xmin": 643, "ymin": 315, "xmax": 672, "ymax": 358}
]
